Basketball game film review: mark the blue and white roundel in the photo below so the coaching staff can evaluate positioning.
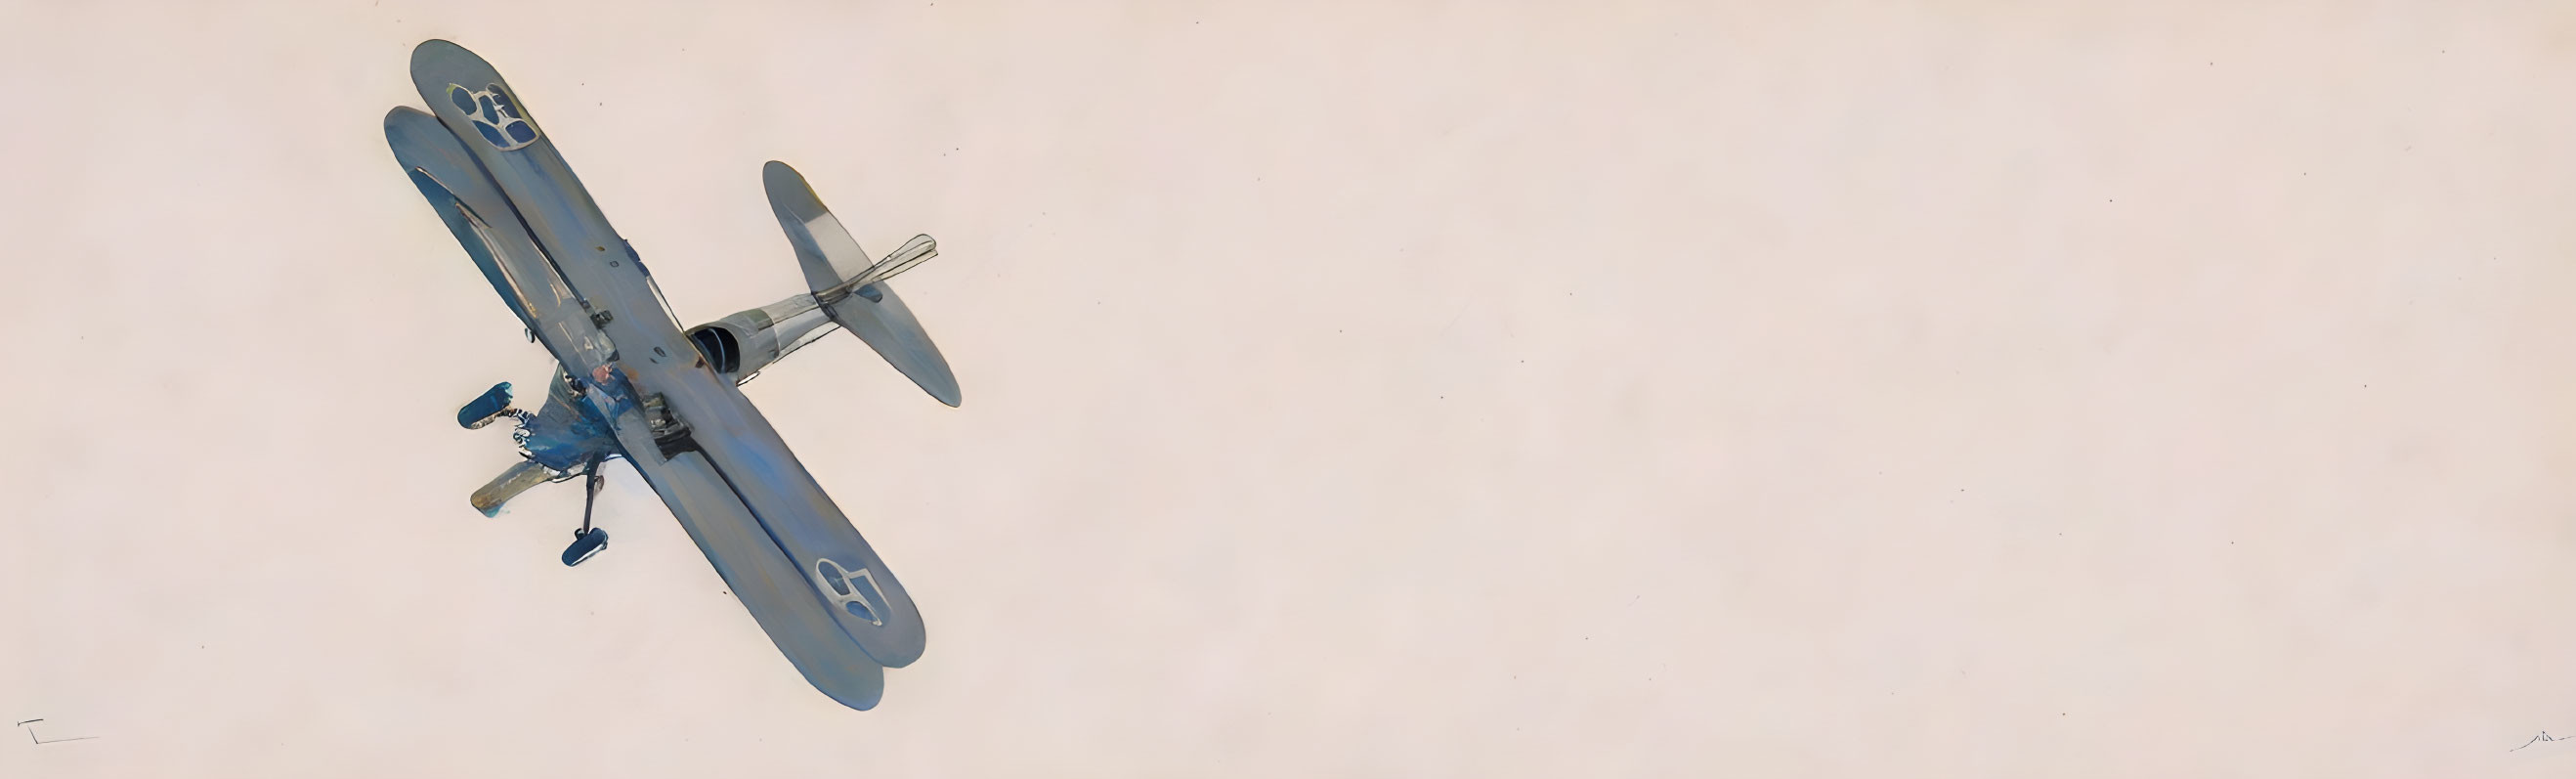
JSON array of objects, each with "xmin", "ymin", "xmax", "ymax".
[
  {"xmin": 810, "ymin": 557, "xmax": 886, "ymax": 626},
  {"xmin": 446, "ymin": 82, "xmax": 540, "ymax": 151}
]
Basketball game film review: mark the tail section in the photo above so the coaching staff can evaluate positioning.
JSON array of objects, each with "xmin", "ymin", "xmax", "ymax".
[{"xmin": 761, "ymin": 160, "xmax": 962, "ymax": 408}]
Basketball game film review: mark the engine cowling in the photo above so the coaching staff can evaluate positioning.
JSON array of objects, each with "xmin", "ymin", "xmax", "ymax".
[{"xmin": 683, "ymin": 293, "xmax": 835, "ymax": 383}]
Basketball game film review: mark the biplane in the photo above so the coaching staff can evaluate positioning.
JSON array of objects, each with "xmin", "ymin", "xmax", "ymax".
[{"xmin": 384, "ymin": 39, "xmax": 954, "ymax": 711}]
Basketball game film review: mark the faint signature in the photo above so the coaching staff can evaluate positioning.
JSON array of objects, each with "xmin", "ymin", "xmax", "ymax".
[
  {"xmin": 16, "ymin": 718, "xmax": 97, "ymax": 745},
  {"xmin": 2513, "ymin": 730, "xmax": 2569, "ymax": 753}
]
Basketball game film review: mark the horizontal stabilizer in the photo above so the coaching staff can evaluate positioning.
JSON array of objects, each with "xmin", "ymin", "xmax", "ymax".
[{"xmin": 761, "ymin": 160, "xmax": 962, "ymax": 407}]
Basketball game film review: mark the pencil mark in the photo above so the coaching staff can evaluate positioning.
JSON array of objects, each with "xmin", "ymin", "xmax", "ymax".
[
  {"xmin": 18, "ymin": 718, "xmax": 99, "ymax": 745},
  {"xmin": 2512, "ymin": 730, "xmax": 2566, "ymax": 752}
]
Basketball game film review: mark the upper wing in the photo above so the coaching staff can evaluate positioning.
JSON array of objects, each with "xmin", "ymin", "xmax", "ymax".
[{"xmin": 409, "ymin": 39, "xmax": 929, "ymax": 670}]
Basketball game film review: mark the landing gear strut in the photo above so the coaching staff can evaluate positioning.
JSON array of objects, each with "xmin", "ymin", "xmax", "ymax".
[{"xmin": 561, "ymin": 455, "xmax": 611, "ymax": 567}]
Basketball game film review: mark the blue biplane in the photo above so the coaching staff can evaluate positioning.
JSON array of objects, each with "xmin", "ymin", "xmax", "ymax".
[{"xmin": 385, "ymin": 39, "xmax": 956, "ymax": 711}]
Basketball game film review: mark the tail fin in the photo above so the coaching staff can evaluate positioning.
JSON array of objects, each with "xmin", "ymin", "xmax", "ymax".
[{"xmin": 761, "ymin": 160, "xmax": 962, "ymax": 408}]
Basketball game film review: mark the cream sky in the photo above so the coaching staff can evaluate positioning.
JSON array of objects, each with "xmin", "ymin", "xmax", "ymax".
[{"xmin": 8, "ymin": 0, "xmax": 2576, "ymax": 776}]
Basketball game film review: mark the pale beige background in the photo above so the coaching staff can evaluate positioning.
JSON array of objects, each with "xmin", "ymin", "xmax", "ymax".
[{"xmin": 5, "ymin": 0, "xmax": 2576, "ymax": 776}]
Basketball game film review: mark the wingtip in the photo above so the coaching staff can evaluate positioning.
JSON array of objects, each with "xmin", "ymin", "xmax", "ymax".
[
  {"xmin": 409, "ymin": 38, "xmax": 465, "ymax": 66},
  {"xmin": 920, "ymin": 374, "xmax": 963, "ymax": 409},
  {"xmin": 382, "ymin": 105, "xmax": 430, "ymax": 131},
  {"xmin": 817, "ymin": 674, "xmax": 886, "ymax": 712},
  {"xmin": 832, "ymin": 690, "xmax": 884, "ymax": 712}
]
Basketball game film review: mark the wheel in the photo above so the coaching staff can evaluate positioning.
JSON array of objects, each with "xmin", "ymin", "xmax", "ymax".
[{"xmin": 561, "ymin": 529, "xmax": 610, "ymax": 567}]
